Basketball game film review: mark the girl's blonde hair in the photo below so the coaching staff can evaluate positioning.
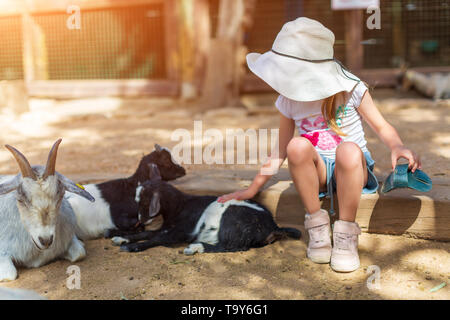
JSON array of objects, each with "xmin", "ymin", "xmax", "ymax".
[{"xmin": 321, "ymin": 91, "xmax": 346, "ymax": 136}]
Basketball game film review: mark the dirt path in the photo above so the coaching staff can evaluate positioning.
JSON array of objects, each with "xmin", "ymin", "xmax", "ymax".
[
  {"xmin": 0, "ymin": 90, "xmax": 449, "ymax": 299},
  {"xmin": 1, "ymin": 233, "xmax": 449, "ymax": 300}
]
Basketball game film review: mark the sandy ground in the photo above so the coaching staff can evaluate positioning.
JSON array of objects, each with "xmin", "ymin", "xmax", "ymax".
[{"xmin": 0, "ymin": 89, "xmax": 449, "ymax": 300}]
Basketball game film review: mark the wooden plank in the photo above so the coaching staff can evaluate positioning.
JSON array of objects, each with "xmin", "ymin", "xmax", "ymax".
[
  {"xmin": 178, "ymin": 0, "xmax": 197, "ymax": 98},
  {"xmin": 164, "ymin": 0, "xmax": 180, "ymax": 85},
  {"xmin": 0, "ymin": 0, "xmax": 166, "ymax": 16},
  {"xmin": 359, "ymin": 68, "xmax": 402, "ymax": 87},
  {"xmin": 344, "ymin": 10, "xmax": 364, "ymax": 74},
  {"xmin": 193, "ymin": 0, "xmax": 211, "ymax": 95},
  {"xmin": 169, "ymin": 169, "xmax": 450, "ymax": 241},
  {"xmin": 82, "ymin": 168, "xmax": 450, "ymax": 241},
  {"xmin": 410, "ymin": 66, "xmax": 450, "ymax": 74},
  {"xmin": 242, "ymin": 66, "xmax": 450, "ymax": 92},
  {"xmin": 21, "ymin": 11, "xmax": 48, "ymax": 82},
  {"xmin": 274, "ymin": 186, "xmax": 450, "ymax": 241},
  {"xmin": 200, "ymin": 0, "xmax": 245, "ymax": 107},
  {"xmin": 26, "ymin": 80, "xmax": 178, "ymax": 98}
]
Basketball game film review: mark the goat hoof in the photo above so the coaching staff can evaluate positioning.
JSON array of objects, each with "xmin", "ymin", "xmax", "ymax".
[
  {"xmin": 120, "ymin": 244, "xmax": 138, "ymax": 252},
  {"xmin": 183, "ymin": 243, "xmax": 204, "ymax": 255},
  {"xmin": 119, "ymin": 245, "xmax": 131, "ymax": 252},
  {"xmin": 0, "ymin": 260, "xmax": 18, "ymax": 282},
  {"xmin": 111, "ymin": 237, "xmax": 129, "ymax": 246}
]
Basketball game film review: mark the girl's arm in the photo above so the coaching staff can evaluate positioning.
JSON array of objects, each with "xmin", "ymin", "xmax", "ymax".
[
  {"xmin": 218, "ymin": 114, "xmax": 295, "ymax": 203},
  {"xmin": 357, "ymin": 91, "xmax": 421, "ymax": 172}
]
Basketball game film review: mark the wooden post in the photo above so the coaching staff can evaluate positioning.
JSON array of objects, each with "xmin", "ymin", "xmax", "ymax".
[
  {"xmin": 178, "ymin": 0, "xmax": 197, "ymax": 99},
  {"xmin": 200, "ymin": 0, "xmax": 256, "ymax": 109},
  {"xmin": 22, "ymin": 18, "xmax": 48, "ymax": 82},
  {"xmin": 193, "ymin": 0, "xmax": 210, "ymax": 96},
  {"xmin": 344, "ymin": 10, "xmax": 364, "ymax": 74},
  {"xmin": 392, "ymin": 0, "xmax": 405, "ymax": 66},
  {"xmin": 164, "ymin": 0, "xmax": 180, "ymax": 86}
]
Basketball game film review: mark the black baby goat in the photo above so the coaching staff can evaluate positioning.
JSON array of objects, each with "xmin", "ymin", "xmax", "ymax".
[
  {"xmin": 67, "ymin": 144, "xmax": 186, "ymax": 240},
  {"xmin": 110, "ymin": 164, "xmax": 301, "ymax": 254}
]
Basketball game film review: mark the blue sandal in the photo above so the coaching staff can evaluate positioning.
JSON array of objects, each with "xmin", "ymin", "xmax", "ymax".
[{"xmin": 381, "ymin": 164, "xmax": 432, "ymax": 193}]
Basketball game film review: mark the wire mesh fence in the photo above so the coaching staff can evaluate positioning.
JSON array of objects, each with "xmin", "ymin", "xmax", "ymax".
[
  {"xmin": 33, "ymin": 4, "xmax": 166, "ymax": 80},
  {"xmin": 402, "ymin": 0, "xmax": 450, "ymax": 67},
  {"xmin": 0, "ymin": 15, "xmax": 23, "ymax": 80},
  {"xmin": 241, "ymin": 0, "xmax": 449, "ymax": 69},
  {"xmin": 0, "ymin": 1, "xmax": 448, "ymax": 82},
  {"xmin": 0, "ymin": 3, "xmax": 167, "ymax": 81}
]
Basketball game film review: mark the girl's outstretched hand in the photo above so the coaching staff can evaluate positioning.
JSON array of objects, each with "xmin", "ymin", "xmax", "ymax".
[
  {"xmin": 391, "ymin": 145, "xmax": 422, "ymax": 172},
  {"xmin": 217, "ymin": 188, "xmax": 257, "ymax": 203}
]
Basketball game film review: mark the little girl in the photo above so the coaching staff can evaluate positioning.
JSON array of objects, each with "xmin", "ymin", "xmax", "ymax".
[{"xmin": 218, "ymin": 17, "xmax": 421, "ymax": 272}]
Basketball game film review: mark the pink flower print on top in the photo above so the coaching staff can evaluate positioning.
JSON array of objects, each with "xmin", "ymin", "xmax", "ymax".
[
  {"xmin": 301, "ymin": 130, "xmax": 342, "ymax": 150},
  {"xmin": 313, "ymin": 116, "xmax": 328, "ymax": 130},
  {"xmin": 299, "ymin": 115, "xmax": 328, "ymax": 133},
  {"xmin": 316, "ymin": 130, "xmax": 342, "ymax": 150},
  {"xmin": 299, "ymin": 115, "xmax": 341, "ymax": 150},
  {"xmin": 301, "ymin": 132, "xmax": 320, "ymax": 146}
]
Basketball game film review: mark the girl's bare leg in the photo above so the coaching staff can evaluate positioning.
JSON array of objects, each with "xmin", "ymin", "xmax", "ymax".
[
  {"xmin": 334, "ymin": 142, "xmax": 368, "ymax": 222},
  {"xmin": 288, "ymin": 137, "xmax": 331, "ymax": 263},
  {"xmin": 286, "ymin": 137, "xmax": 327, "ymax": 214}
]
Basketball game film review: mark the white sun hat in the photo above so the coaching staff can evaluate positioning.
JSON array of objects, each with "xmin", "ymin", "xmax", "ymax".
[{"xmin": 247, "ymin": 17, "xmax": 361, "ymax": 102}]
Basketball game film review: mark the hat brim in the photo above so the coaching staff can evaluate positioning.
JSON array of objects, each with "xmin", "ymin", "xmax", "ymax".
[{"xmin": 247, "ymin": 51, "xmax": 360, "ymax": 102}]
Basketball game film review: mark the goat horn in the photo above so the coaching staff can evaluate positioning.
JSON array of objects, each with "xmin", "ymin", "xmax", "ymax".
[
  {"xmin": 154, "ymin": 144, "xmax": 162, "ymax": 152},
  {"xmin": 4, "ymin": 144, "xmax": 37, "ymax": 180},
  {"xmin": 43, "ymin": 139, "xmax": 62, "ymax": 180}
]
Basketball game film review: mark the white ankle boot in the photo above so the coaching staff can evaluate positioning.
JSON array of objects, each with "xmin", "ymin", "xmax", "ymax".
[
  {"xmin": 331, "ymin": 220, "xmax": 361, "ymax": 272},
  {"xmin": 304, "ymin": 209, "xmax": 332, "ymax": 263}
]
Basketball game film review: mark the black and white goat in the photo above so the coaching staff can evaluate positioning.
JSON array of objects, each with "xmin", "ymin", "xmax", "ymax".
[
  {"xmin": 111, "ymin": 164, "xmax": 301, "ymax": 254},
  {"xmin": 0, "ymin": 139, "xmax": 95, "ymax": 282},
  {"xmin": 66, "ymin": 144, "xmax": 186, "ymax": 240}
]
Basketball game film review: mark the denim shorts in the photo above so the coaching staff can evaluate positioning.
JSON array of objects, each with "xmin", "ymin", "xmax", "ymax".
[{"xmin": 319, "ymin": 151, "xmax": 379, "ymax": 214}]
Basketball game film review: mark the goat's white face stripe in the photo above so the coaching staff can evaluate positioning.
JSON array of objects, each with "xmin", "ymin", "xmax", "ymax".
[
  {"xmin": 135, "ymin": 184, "xmax": 143, "ymax": 203},
  {"xmin": 18, "ymin": 175, "xmax": 62, "ymax": 247},
  {"xmin": 192, "ymin": 200, "xmax": 264, "ymax": 245}
]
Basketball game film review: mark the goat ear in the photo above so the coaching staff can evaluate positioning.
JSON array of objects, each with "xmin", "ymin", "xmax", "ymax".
[
  {"xmin": 149, "ymin": 192, "xmax": 161, "ymax": 218},
  {"xmin": 148, "ymin": 163, "xmax": 162, "ymax": 181},
  {"xmin": 0, "ymin": 175, "xmax": 21, "ymax": 195},
  {"xmin": 56, "ymin": 173, "xmax": 95, "ymax": 202},
  {"xmin": 154, "ymin": 144, "xmax": 162, "ymax": 152}
]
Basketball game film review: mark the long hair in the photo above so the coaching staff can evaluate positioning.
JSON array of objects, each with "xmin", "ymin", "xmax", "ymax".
[{"xmin": 321, "ymin": 91, "xmax": 347, "ymax": 136}]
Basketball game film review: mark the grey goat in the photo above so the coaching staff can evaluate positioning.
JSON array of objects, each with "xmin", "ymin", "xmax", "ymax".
[{"xmin": 0, "ymin": 139, "xmax": 94, "ymax": 282}]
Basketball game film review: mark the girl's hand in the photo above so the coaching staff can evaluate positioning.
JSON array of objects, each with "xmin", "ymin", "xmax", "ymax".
[
  {"xmin": 217, "ymin": 188, "xmax": 257, "ymax": 203},
  {"xmin": 391, "ymin": 146, "xmax": 422, "ymax": 172}
]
